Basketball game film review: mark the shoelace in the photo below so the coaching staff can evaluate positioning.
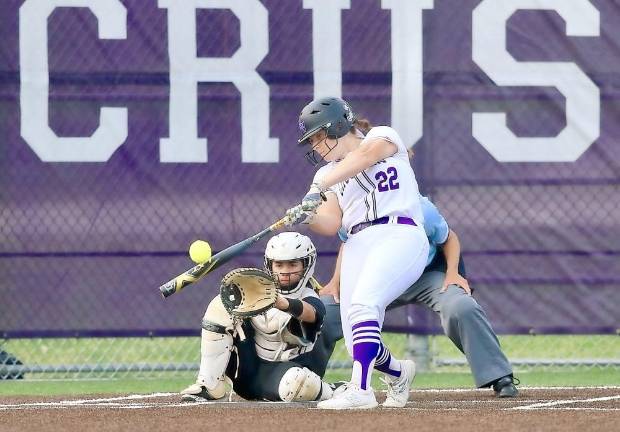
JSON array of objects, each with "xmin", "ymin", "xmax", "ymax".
[
  {"xmin": 330, "ymin": 381, "xmax": 349, "ymax": 397},
  {"xmin": 334, "ymin": 383, "xmax": 369, "ymax": 400},
  {"xmin": 381, "ymin": 374, "xmax": 408, "ymax": 397},
  {"xmin": 329, "ymin": 382, "xmax": 350, "ymax": 399},
  {"xmin": 493, "ymin": 376, "xmax": 520, "ymax": 391}
]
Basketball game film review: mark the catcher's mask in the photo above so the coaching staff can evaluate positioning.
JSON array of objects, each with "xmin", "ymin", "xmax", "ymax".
[
  {"xmin": 264, "ymin": 232, "xmax": 316, "ymax": 296},
  {"xmin": 297, "ymin": 97, "xmax": 356, "ymax": 166}
]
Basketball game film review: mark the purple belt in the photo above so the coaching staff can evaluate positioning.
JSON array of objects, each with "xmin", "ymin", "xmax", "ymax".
[{"xmin": 350, "ymin": 216, "xmax": 417, "ymax": 235}]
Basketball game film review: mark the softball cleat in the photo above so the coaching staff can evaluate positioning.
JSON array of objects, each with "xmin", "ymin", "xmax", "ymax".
[
  {"xmin": 382, "ymin": 359, "xmax": 416, "ymax": 408},
  {"xmin": 316, "ymin": 382, "xmax": 378, "ymax": 410}
]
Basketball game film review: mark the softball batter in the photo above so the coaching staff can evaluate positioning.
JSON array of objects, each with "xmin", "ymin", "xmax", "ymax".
[
  {"xmin": 287, "ymin": 97, "xmax": 429, "ymax": 409},
  {"xmin": 319, "ymin": 196, "xmax": 519, "ymax": 398}
]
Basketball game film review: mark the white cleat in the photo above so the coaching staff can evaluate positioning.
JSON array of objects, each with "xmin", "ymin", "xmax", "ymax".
[
  {"xmin": 316, "ymin": 383, "xmax": 378, "ymax": 410},
  {"xmin": 382, "ymin": 359, "xmax": 416, "ymax": 408}
]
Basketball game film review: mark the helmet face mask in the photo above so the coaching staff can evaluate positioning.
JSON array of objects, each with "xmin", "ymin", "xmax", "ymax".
[
  {"xmin": 303, "ymin": 129, "xmax": 339, "ymax": 166},
  {"xmin": 304, "ymin": 146, "xmax": 323, "ymax": 167},
  {"xmin": 264, "ymin": 232, "xmax": 317, "ymax": 296},
  {"xmin": 269, "ymin": 259, "xmax": 305, "ymax": 291}
]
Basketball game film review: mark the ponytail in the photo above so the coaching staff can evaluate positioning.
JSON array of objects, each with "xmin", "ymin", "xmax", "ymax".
[{"xmin": 351, "ymin": 117, "xmax": 373, "ymax": 135}]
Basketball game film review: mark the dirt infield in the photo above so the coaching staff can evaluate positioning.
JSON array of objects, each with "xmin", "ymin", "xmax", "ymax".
[{"xmin": 1, "ymin": 387, "xmax": 619, "ymax": 432}]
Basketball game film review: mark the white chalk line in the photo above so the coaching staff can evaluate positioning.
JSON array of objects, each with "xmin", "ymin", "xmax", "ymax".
[
  {"xmin": 0, "ymin": 393, "xmax": 546, "ymax": 410},
  {"xmin": 0, "ymin": 393, "xmax": 300, "ymax": 411},
  {"xmin": 510, "ymin": 395, "xmax": 620, "ymax": 410},
  {"xmin": 2, "ymin": 387, "xmax": 620, "ymax": 412},
  {"xmin": 401, "ymin": 407, "xmax": 620, "ymax": 412},
  {"xmin": 537, "ymin": 407, "xmax": 620, "ymax": 411},
  {"xmin": 67, "ymin": 392, "xmax": 177, "ymax": 404},
  {"xmin": 5, "ymin": 404, "xmax": 619, "ymax": 412},
  {"xmin": 0, "ymin": 392, "xmax": 177, "ymax": 408},
  {"xmin": 0, "ymin": 401, "xmax": 217, "ymax": 411},
  {"xmin": 413, "ymin": 386, "xmax": 620, "ymax": 393}
]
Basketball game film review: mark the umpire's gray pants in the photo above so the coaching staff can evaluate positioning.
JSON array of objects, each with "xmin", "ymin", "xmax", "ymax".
[{"xmin": 321, "ymin": 271, "xmax": 513, "ymax": 387}]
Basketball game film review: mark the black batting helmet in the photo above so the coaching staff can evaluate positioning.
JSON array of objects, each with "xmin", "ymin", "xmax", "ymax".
[{"xmin": 297, "ymin": 97, "xmax": 356, "ymax": 146}]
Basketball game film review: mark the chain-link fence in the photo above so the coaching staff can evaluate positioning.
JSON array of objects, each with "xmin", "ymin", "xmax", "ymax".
[
  {"xmin": 1, "ymin": 1, "xmax": 619, "ymax": 381},
  {"xmin": 2, "ymin": 334, "xmax": 619, "ymax": 381}
]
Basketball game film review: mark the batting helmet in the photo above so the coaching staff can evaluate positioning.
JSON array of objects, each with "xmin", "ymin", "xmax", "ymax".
[
  {"xmin": 264, "ymin": 232, "xmax": 317, "ymax": 296},
  {"xmin": 297, "ymin": 97, "xmax": 356, "ymax": 146}
]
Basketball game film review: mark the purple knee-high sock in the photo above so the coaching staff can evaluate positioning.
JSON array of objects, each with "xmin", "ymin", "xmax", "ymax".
[
  {"xmin": 374, "ymin": 342, "xmax": 402, "ymax": 378},
  {"xmin": 351, "ymin": 320, "xmax": 381, "ymax": 390}
]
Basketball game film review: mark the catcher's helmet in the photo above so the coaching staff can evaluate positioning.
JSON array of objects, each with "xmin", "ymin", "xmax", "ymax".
[
  {"xmin": 264, "ymin": 232, "xmax": 316, "ymax": 296},
  {"xmin": 297, "ymin": 97, "xmax": 356, "ymax": 146}
]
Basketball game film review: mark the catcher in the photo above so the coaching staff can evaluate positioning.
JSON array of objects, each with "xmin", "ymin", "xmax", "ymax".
[{"xmin": 180, "ymin": 232, "xmax": 334, "ymax": 403}]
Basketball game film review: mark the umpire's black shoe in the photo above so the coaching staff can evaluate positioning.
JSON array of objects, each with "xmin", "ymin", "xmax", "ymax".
[{"xmin": 493, "ymin": 376, "xmax": 519, "ymax": 398}]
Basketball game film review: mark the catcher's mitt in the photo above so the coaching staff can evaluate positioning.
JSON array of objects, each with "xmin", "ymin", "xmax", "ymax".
[{"xmin": 220, "ymin": 268, "xmax": 277, "ymax": 318}]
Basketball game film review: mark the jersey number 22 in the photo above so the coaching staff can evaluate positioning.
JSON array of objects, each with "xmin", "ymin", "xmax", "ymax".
[{"xmin": 375, "ymin": 167, "xmax": 399, "ymax": 192}]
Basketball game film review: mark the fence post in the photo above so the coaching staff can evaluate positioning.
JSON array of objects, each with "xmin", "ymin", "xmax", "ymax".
[{"xmin": 407, "ymin": 334, "xmax": 431, "ymax": 372}]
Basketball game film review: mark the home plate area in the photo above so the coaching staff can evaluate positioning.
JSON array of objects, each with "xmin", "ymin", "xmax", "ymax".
[{"xmin": 1, "ymin": 387, "xmax": 619, "ymax": 432}]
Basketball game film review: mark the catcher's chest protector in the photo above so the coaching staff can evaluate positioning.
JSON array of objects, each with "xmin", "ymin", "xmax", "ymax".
[{"xmin": 250, "ymin": 288, "xmax": 319, "ymax": 362}]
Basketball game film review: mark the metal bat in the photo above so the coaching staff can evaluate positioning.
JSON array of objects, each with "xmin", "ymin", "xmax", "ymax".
[{"xmin": 159, "ymin": 216, "xmax": 289, "ymax": 298}]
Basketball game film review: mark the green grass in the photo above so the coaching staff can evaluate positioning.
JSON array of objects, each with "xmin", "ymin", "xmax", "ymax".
[
  {"xmin": 2, "ymin": 369, "xmax": 620, "ymax": 396},
  {"xmin": 0, "ymin": 378, "xmax": 190, "ymax": 396},
  {"xmin": 2, "ymin": 338, "xmax": 200, "ymax": 365},
  {"xmin": 4, "ymin": 335, "xmax": 618, "ymax": 366},
  {"xmin": 431, "ymin": 335, "xmax": 620, "ymax": 361},
  {"xmin": 325, "ymin": 368, "xmax": 620, "ymax": 389},
  {"xmin": 1, "ymin": 334, "xmax": 618, "ymax": 396}
]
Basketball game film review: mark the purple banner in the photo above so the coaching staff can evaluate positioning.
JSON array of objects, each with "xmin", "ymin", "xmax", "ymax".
[{"xmin": 0, "ymin": 0, "xmax": 618, "ymax": 336}]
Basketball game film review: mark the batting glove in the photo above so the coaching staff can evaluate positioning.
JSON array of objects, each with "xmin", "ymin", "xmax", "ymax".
[
  {"xmin": 284, "ymin": 204, "xmax": 315, "ymax": 227},
  {"xmin": 301, "ymin": 182, "xmax": 327, "ymax": 211}
]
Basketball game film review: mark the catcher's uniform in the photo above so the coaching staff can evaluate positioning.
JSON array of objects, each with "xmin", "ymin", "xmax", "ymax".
[
  {"xmin": 249, "ymin": 285, "xmax": 324, "ymax": 362},
  {"xmin": 224, "ymin": 285, "xmax": 327, "ymax": 401}
]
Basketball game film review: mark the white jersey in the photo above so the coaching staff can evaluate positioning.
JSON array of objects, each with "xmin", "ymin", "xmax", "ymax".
[
  {"xmin": 250, "ymin": 285, "xmax": 321, "ymax": 362},
  {"xmin": 313, "ymin": 126, "xmax": 424, "ymax": 234}
]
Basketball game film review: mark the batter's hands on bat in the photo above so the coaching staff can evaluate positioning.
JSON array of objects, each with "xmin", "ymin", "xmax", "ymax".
[
  {"xmin": 440, "ymin": 270, "xmax": 472, "ymax": 296},
  {"xmin": 284, "ymin": 204, "xmax": 315, "ymax": 226},
  {"xmin": 284, "ymin": 183, "xmax": 328, "ymax": 227},
  {"xmin": 301, "ymin": 182, "xmax": 327, "ymax": 211}
]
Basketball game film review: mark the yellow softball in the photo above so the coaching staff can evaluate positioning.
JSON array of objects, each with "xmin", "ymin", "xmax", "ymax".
[{"xmin": 189, "ymin": 240, "xmax": 212, "ymax": 264}]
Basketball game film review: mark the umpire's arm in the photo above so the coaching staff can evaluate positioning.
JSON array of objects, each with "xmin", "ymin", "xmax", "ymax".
[{"xmin": 440, "ymin": 229, "xmax": 471, "ymax": 295}]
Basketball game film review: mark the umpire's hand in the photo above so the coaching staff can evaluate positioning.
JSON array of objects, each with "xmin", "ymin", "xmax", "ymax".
[
  {"xmin": 440, "ymin": 270, "xmax": 472, "ymax": 296},
  {"xmin": 321, "ymin": 278, "xmax": 340, "ymax": 303}
]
